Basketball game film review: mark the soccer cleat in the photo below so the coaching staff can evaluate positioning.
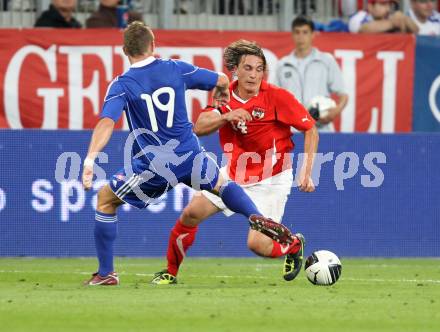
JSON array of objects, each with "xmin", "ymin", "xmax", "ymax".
[
  {"xmin": 150, "ymin": 270, "xmax": 177, "ymax": 285},
  {"xmin": 283, "ymin": 233, "xmax": 305, "ymax": 281},
  {"xmin": 249, "ymin": 215, "xmax": 294, "ymax": 244},
  {"xmin": 84, "ymin": 272, "xmax": 119, "ymax": 286}
]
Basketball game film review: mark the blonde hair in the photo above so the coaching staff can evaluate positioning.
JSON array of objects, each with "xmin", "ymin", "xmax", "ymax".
[{"xmin": 123, "ymin": 21, "xmax": 154, "ymax": 57}]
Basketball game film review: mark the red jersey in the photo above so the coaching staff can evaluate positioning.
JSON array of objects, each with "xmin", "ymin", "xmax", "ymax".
[{"xmin": 205, "ymin": 80, "xmax": 315, "ymax": 185}]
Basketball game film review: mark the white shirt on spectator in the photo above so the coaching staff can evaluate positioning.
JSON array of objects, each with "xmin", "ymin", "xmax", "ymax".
[
  {"xmin": 340, "ymin": 0, "xmax": 359, "ymax": 17},
  {"xmin": 348, "ymin": 10, "xmax": 374, "ymax": 33},
  {"xmin": 408, "ymin": 8, "xmax": 440, "ymax": 36},
  {"xmin": 275, "ymin": 48, "xmax": 346, "ymax": 132}
]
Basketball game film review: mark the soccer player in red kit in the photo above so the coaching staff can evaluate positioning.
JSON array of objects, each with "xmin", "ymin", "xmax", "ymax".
[{"xmin": 152, "ymin": 40, "xmax": 319, "ymax": 284}]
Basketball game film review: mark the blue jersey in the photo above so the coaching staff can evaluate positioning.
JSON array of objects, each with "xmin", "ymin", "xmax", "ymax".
[
  {"xmin": 101, "ymin": 56, "xmax": 218, "ymax": 159},
  {"xmin": 101, "ymin": 57, "xmax": 220, "ymax": 208}
]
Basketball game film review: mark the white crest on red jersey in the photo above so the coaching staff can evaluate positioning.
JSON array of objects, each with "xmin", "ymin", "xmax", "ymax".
[{"xmin": 252, "ymin": 107, "xmax": 265, "ymax": 120}]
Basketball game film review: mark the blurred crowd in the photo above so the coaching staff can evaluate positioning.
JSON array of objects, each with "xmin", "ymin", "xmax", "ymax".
[
  {"xmin": 1, "ymin": 0, "xmax": 437, "ymax": 133},
  {"xmin": 348, "ymin": 0, "xmax": 439, "ymax": 35},
  {"xmin": 33, "ymin": 0, "xmax": 143, "ymax": 28},
  {"xmin": 2, "ymin": 0, "xmax": 437, "ymax": 35}
]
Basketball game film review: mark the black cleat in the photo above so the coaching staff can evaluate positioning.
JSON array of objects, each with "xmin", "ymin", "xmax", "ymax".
[
  {"xmin": 249, "ymin": 215, "xmax": 294, "ymax": 245},
  {"xmin": 283, "ymin": 233, "xmax": 305, "ymax": 281}
]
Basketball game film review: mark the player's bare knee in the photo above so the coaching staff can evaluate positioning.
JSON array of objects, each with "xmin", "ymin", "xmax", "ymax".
[{"xmin": 181, "ymin": 206, "xmax": 202, "ymax": 226}]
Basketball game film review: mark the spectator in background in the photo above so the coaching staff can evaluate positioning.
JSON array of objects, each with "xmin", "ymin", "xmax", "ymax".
[
  {"xmin": 86, "ymin": 0, "xmax": 142, "ymax": 28},
  {"xmin": 35, "ymin": 0, "xmax": 81, "ymax": 28},
  {"xmin": 275, "ymin": 16, "xmax": 348, "ymax": 132},
  {"xmin": 7, "ymin": 0, "xmax": 34, "ymax": 11},
  {"xmin": 349, "ymin": 0, "xmax": 418, "ymax": 33},
  {"xmin": 218, "ymin": 0, "xmax": 245, "ymax": 15},
  {"xmin": 408, "ymin": 0, "xmax": 440, "ymax": 35},
  {"xmin": 339, "ymin": 0, "xmax": 362, "ymax": 16}
]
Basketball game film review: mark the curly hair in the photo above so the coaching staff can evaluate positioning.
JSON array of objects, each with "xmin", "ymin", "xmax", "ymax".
[{"xmin": 223, "ymin": 39, "xmax": 266, "ymax": 72}]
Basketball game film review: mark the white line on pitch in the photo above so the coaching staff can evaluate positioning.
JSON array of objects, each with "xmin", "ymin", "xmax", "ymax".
[
  {"xmin": 342, "ymin": 277, "xmax": 440, "ymax": 284},
  {"xmin": 1, "ymin": 270, "xmax": 440, "ymax": 284}
]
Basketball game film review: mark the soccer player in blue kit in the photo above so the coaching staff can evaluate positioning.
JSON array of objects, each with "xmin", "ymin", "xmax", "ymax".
[{"xmin": 82, "ymin": 22, "xmax": 294, "ymax": 286}]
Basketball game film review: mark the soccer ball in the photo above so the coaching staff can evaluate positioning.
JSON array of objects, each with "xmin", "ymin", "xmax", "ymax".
[
  {"xmin": 308, "ymin": 96, "xmax": 336, "ymax": 119},
  {"xmin": 304, "ymin": 250, "xmax": 342, "ymax": 286}
]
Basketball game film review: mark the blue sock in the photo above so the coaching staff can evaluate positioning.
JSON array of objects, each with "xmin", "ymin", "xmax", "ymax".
[
  {"xmin": 94, "ymin": 212, "xmax": 118, "ymax": 277},
  {"xmin": 219, "ymin": 181, "xmax": 261, "ymax": 219}
]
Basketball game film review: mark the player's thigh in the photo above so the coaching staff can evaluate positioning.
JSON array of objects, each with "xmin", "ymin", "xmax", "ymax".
[
  {"xmin": 210, "ymin": 166, "xmax": 234, "ymax": 194},
  {"xmin": 242, "ymin": 185, "xmax": 276, "ymax": 220},
  {"xmin": 278, "ymin": 193, "xmax": 290, "ymax": 223},
  {"xmin": 97, "ymin": 184, "xmax": 124, "ymax": 214},
  {"xmin": 211, "ymin": 172, "xmax": 226, "ymax": 195},
  {"xmin": 181, "ymin": 193, "xmax": 221, "ymax": 226},
  {"xmin": 110, "ymin": 162, "xmax": 172, "ymax": 209},
  {"xmin": 188, "ymin": 151, "xmax": 229, "ymax": 195},
  {"xmin": 267, "ymin": 185, "xmax": 291, "ymax": 223},
  {"xmin": 188, "ymin": 150, "xmax": 221, "ymax": 193},
  {"xmin": 269, "ymin": 170, "xmax": 294, "ymax": 222},
  {"xmin": 246, "ymin": 184, "xmax": 291, "ymax": 223},
  {"xmin": 241, "ymin": 183, "xmax": 291, "ymax": 251}
]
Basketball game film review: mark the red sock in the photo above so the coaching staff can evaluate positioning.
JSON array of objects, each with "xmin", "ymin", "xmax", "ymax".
[
  {"xmin": 269, "ymin": 237, "xmax": 301, "ymax": 258},
  {"xmin": 166, "ymin": 219, "xmax": 198, "ymax": 276}
]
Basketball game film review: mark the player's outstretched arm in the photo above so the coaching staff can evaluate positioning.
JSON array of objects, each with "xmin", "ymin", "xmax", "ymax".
[
  {"xmin": 299, "ymin": 126, "xmax": 319, "ymax": 193},
  {"xmin": 82, "ymin": 118, "xmax": 115, "ymax": 190},
  {"xmin": 359, "ymin": 19, "xmax": 394, "ymax": 33},
  {"xmin": 194, "ymin": 107, "xmax": 251, "ymax": 136},
  {"xmin": 403, "ymin": 15, "xmax": 419, "ymax": 34}
]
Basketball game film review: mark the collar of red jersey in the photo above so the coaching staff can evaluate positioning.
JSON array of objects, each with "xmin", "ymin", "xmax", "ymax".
[
  {"xmin": 131, "ymin": 56, "xmax": 156, "ymax": 68},
  {"xmin": 230, "ymin": 80, "xmax": 269, "ymax": 103},
  {"xmin": 260, "ymin": 80, "xmax": 269, "ymax": 91}
]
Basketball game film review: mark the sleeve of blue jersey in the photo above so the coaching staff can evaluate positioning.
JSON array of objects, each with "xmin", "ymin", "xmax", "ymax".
[
  {"xmin": 100, "ymin": 80, "xmax": 126, "ymax": 122},
  {"xmin": 176, "ymin": 60, "xmax": 219, "ymax": 91}
]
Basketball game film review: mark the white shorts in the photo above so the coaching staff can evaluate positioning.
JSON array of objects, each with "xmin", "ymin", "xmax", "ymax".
[{"xmin": 199, "ymin": 168, "xmax": 293, "ymax": 223}]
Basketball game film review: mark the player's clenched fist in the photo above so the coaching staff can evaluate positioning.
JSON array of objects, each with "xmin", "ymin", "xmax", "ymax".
[
  {"xmin": 82, "ymin": 162, "xmax": 94, "ymax": 191},
  {"xmin": 212, "ymin": 73, "xmax": 230, "ymax": 108},
  {"xmin": 298, "ymin": 172, "xmax": 315, "ymax": 193},
  {"xmin": 212, "ymin": 88, "xmax": 230, "ymax": 108}
]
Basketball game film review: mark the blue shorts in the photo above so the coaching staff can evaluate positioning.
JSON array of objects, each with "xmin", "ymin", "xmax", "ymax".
[{"xmin": 109, "ymin": 149, "xmax": 220, "ymax": 209}]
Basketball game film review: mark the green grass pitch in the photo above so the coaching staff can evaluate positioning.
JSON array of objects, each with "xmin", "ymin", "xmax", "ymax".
[{"xmin": 0, "ymin": 258, "xmax": 439, "ymax": 332}]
